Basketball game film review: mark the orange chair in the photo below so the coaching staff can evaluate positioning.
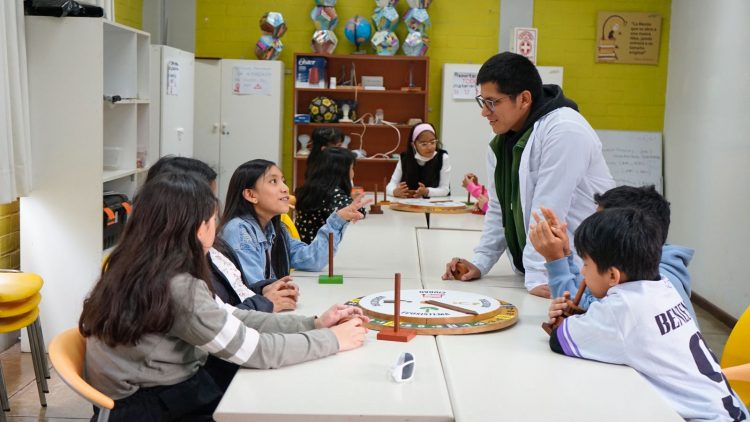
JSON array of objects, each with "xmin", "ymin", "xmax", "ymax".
[
  {"xmin": 49, "ymin": 328, "xmax": 114, "ymax": 422},
  {"xmin": 722, "ymin": 305, "xmax": 750, "ymax": 405}
]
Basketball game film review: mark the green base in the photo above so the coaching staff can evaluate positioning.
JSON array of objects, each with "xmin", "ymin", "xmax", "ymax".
[{"xmin": 319, "ymin": 274, "xmax": 344, "ymax": 284}]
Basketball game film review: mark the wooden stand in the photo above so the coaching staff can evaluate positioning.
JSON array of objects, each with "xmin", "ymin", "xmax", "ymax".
[
  {"xmin": 319, "ymin": 232, "xmax": 343, "ymax": 284},
  {"xmin": 542, "ymin": 281, "xmax": 587, "ymax": 335},
  {"xmin": 369, "ymin": 184, "xmax": 383, "ymax": 214},
  {"xmin": 379, "ymin": 177, "xmax": 391, "ymax": 205},
  {"xmin": 376, "ymin": 273, "xmax": 417, "ymax": 342}
]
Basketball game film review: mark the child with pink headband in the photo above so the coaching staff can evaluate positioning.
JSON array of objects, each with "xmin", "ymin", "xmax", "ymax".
[{"xmin": 386, "ymin": 122, "xmax": 451, "ymax": 198}]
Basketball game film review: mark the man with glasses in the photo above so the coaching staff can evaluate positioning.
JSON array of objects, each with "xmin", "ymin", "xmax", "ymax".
[{"xmin": 443, "ymin": 52, "xmax": 614, "ymax": 298}]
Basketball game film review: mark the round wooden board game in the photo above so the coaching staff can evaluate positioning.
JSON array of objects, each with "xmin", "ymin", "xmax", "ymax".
[
  {"xmin": 389, "ymin": 199, "xmax": 471, "ymax": 214},
  {"xmin": 346, "ymin": 289, "xmax": 519, "ymax": 335}
]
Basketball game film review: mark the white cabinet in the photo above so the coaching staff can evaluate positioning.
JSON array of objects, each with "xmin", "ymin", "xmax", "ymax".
[
  {"xmin": 21, "ymin": 17, "xmax": 151, "ymax": 345},
  {"xmin": 193, "ymin": 59, "xmax": 283, "ymax": 203},
  {"xmin": 150, "ymin": 45, "xmax": 194, "ymax": 158}
]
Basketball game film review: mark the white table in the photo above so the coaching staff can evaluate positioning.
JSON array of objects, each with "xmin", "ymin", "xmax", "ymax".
[
  {"xmin": 420, "ymin": 279, "xmax": 681, "ymax": 421},
  {"xmin": 416, "ymin": 227, "xmax": 523, "ymax": 287},
  {"xmin": 216, "ymin": 202, "xmax": 681, "ymax": 421},
  {"xmin": 292, "ymin": 207, "xmax": 424, "ymax": 279},
  {"xmin": 214, "ymin": 276, "xmax": 454, "ymax": 421}
]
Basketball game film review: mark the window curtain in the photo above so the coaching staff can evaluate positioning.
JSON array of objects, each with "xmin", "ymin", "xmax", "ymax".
[{"xmin": 0, "ymin": 0, "xmax": 31, "ymax": 204}]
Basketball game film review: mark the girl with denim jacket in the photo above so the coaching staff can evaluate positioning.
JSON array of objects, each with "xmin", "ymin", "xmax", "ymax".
[{"xmin": 219, "ymin": 159, "xmax": 369, "ymax": 284}]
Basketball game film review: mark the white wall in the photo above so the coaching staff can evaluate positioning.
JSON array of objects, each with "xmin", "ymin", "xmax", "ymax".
[{"xmin": 664, "ymin": 0, "xmax": 750, "ymax": 319}]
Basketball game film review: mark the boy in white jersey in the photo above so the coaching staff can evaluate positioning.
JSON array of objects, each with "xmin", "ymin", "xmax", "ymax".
[{"xmin": 547, "ymin": 208, "xmax": 748, "ymax": 421}]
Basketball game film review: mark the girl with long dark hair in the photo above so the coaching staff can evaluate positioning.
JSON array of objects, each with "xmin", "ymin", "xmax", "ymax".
[
  {"xmin": 386, "ymin": 122, "xmax": 451, "ymax": 198},
  {"xmin": 305, "ymin": 126, "xmax": 344, "ymax": 179},
  {"xmin": 296, "ymin": 147, "xmax": 365, "ymax": 244},
  {"xmin": 80, "ymin": 173, "xmax": 368, "ymax": 420},
  {"xmin": 220, "ymin": 159, "xmax": 368, "ymax": 283}
]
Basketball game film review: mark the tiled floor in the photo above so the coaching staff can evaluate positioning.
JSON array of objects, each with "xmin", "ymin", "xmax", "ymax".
[{"xmin": 0, "ymin": 302, "xmax": 733, "ymax": 421}]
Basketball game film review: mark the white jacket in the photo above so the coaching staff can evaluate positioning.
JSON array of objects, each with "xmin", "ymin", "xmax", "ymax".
[{"xmin": 470, "ymin": 107, "xmax": 615, "ymax": 291}]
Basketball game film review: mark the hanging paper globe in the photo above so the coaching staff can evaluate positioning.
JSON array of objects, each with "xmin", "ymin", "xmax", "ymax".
[
  {"xmin": 255, "ymin": 35, "xmax": 283, "ymax": 60},
  {"xmin": 402, "ymin": 31, "xmax": 428, "ymax": 56},
  {"xmin": 311, "ymin": 30, "xmax": 338, "ymax": 54},
  {"xmin": 371, "ymin": 30, "xmax": 399, "ymax": 56},
  {"xmin": 311, "ymin": 6, "xmax": 338, "ymax": 30},
  {"xmin": 344, "ymin": 16, "xmax": 373, "ymax": 50},
  {"xmin": 374, "ymin": 0, "xmax": 399, "ymax": 7},
  {"xmin": 372, "ymin": 6, "xmax": 399, "ymax": 32},
  {"xmin": 404, "ymin": 8, "xmax": 431, "ymax": 33},
  {"xmin": 259, "ymin": 12, "xmax": 287, "ymax": 38},
  {"xmin": 315, "ymin": 0, "xmax": 337, "ymax": 5},
  {"xmin": 406, "ymin": 0, "xmax": 432, "ymax": 8}
]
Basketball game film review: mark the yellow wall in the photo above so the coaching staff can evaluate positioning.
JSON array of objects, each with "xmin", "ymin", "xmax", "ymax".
[
  {"xmin": 196, "ymin": 0, "xmax": 499, "ymax": 180},
  {"xmin": 534, "ymin": 0, "xmax": 671, "ymax": 131},
  {"xmin": 0, "ymin": 201, "xmax": 20, "ymax": 270},
  {"xmin": 115, "ymin": 0, "xmax": 143, "ymax": 30}
]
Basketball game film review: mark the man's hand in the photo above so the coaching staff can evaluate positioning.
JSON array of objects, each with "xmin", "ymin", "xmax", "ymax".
[
  {"xmin": 442, "ymin": 258, "xmax": 481, "ymax": 281},
  {"xmin": 529, "ymin": 284, "xmax": 551, "ymax": 298}
]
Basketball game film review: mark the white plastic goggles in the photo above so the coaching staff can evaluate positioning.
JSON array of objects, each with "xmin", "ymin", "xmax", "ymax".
[{"xmin": 390, "ymin": 352, "xmax": 415, "ymax": 383}]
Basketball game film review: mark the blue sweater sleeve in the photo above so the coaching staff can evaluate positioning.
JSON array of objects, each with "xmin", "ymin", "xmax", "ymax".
[
  {"xmin": 545, "ymin": 255, "xmax": 596, "ymax": 310},
  {"xmin": 287, "ymin": 211, "xmax": 348, "ymax": 271}
]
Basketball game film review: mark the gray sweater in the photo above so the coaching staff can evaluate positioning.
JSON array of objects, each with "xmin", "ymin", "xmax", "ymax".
[{"xmin": 85, "ymin": 273, "xmax": 339, "ymax": 399}]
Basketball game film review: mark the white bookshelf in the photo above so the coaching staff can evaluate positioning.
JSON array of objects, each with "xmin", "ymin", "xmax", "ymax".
[{"xmin": 21, "ymin": 17, "xmax": 152, "ymax": 346}]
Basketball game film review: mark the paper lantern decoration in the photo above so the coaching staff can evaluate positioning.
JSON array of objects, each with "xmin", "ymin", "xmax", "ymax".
[
  {"xmin": 404, "ymin": 8, "xmax": 431, "ymax": 33},
  {"xmin": 372, "ymin": 6, "xmax": 399, "ymax": 32},
  {"xmin": 311, "ymin": 6, "xmax": 338, "ymax": 30},
  {"xmin": 406, "ymin": 0, "xmax": 431, "ymax": 8},
  {"xmin": 259, "ymin": 12, "xmax": 287, "ymax": 38},
  {"xmin": 255, "ymin": 35, "xmax": 283, "ymax": 60},
  {"xmin": 402, "ymin": 31, "xmax": 428, "ymax": 56},
  {"xmin": 344, "ymin": 16, "xmax": 373, "ymax": 50},
  {"xmin": 255, "ymin": 11, "xmax": 286, "ymax": 60},
  {"xmin": 309, "ymin": 96, "xmax": 339, "ymax": 123},
  {"xmin": 311, "ymin": 30, "xmax": 338, "ymax": 54},
  {"xmin": 371, "ymin": 30, "xmax": 400, "ymax": 56}
]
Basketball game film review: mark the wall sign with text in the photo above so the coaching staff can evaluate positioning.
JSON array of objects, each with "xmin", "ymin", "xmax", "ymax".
[{"xmin": 596, "ymin": 12, "xmax": 662, "ymax": 65}]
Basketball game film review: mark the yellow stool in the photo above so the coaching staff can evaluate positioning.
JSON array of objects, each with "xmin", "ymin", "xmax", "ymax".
[
  {"xmin": 49, "ymin": 328, "xmax": 114, "ymax": 422},
  {"xmin": 0, "ymin": 271, "xmax": 49, "ymax": 416},
  {"xmin": 722, "ymin": 305, "xmax": 750, "ymax": 405}
]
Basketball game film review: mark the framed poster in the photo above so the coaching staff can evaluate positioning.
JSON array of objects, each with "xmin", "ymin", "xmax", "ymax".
[{"xmin": 596, "ymin": 12, "xmax": 662, "ymax": 65}]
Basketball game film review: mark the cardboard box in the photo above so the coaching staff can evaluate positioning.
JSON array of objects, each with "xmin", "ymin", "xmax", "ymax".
[{"xmin": 296, "ymin": 56, "xmax": 327, "ymax": 88}]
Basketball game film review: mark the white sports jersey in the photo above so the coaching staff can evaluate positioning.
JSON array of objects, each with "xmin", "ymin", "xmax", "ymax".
[{"xmin": 554, "ymin": 278, "xmax": 748, "ymax": 422}]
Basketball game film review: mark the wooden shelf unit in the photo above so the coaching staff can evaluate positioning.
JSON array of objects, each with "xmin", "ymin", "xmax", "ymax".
[{"xmin": 292, "ymin": 53, "xmax": 429, "ymax": 191}]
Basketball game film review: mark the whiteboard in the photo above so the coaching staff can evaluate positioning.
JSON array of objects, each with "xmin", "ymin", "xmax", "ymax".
[
  {"xmin": 595, "ymin": 130, "xmax": 663, "ymax": 193},
  {"xmin": 440, "ymin": 64, "xmax": 564, "ymax": 197}
]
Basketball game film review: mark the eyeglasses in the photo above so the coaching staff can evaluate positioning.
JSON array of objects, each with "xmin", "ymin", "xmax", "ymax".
[
  {"xmin": 415, "ymin": 140, "xmax": 437, "ymax": 147},
  {"xmin": 475, "ymin": 95, "xmax": 512, "ymax": 112},
  {"xmin": 390, "ymin": 352, "xmax": 415, "ymax": 383}
]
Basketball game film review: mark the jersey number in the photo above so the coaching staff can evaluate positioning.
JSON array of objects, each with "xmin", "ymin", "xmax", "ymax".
[{"xmin": 689, "ymin": 332, "xmax": 746, "ymax": 421}]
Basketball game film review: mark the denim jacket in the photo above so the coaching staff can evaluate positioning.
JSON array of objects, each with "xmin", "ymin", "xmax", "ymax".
[{"xmin": 220, "ymin": 212, "xmax": 348, "ymax": 285}]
